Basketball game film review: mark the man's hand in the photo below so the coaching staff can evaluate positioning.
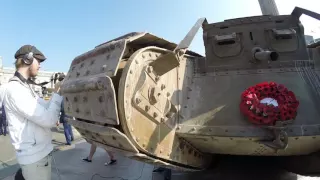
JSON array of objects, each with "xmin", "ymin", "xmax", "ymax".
[
  {"xmin": 54, "ymin": 81, "xmax": 61, "ymax": 93},
  {"xmin": 56, "ymin": 121, "xmax": 60, "ymax": 126}
]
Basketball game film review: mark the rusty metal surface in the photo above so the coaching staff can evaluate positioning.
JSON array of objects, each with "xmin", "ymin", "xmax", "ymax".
[
  {"xmin": 202, "ymin": 15, "xmax": 308, "ymax": 71},
  {"xmin": 175, "ymin": 12, "xmax": 320, "ymax": 156},
  {"xmin": 62, "ymin": 31, "xmax": 203, "ymax": 125},
  {"xmin": 176, "ymin": 124, "xmax": 320, "ymax": 137},
  {"xmin": 174, "ymin": 135, "xmax": 320, "ymax": 156},
  {"xmin": 95, "ymin": 32, "xmax": 203, "ymax": 59},
  {"xmin": 180, "ymin": 71, "xmax": 320, "ymax": 127},
  {"xmin": 68, "ymin": 118, "xmax": 139, "ymax": 154},
  {"xmin": 117, "ymin": 46, "xmax": 211, "ymax": 169},
  {"xmin": 62, "ymin": 75, "xmax": 120, "ymax": 125},
  {"xmin": 69, "ymin": 40, "xmax": 126, "ymax": 78},
  {"xmin": 175, "ymin": 18, "xmax": 207, "ymax": 51},
  {"xmin": 61, "ymin": 7, "xmax": 320, "ymax": 170}
]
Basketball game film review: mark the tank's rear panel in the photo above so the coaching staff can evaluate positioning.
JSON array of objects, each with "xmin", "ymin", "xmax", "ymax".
[
  {"xmin": 202, "ymin": 15, "xmax": 309, "ymax": 70},
  {"xmin": 181, "ymin": 71, "xmax": 320, "ymax": 127},
  {"xmin": 175, "ymin": 14, "xmax": 320, "ymax": 155}
]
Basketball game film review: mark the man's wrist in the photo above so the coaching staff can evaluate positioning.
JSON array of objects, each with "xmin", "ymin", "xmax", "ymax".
[{"xmin": 51, "ymin": 93, "xmax": 63, "ymax": 107}]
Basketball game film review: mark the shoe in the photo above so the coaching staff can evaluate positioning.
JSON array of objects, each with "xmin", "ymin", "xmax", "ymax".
[
  {"xmin": 105, "ymin": 159, "xmax": 117, "ymax": 166},
  {"xmin": 65, "ymin": 143, "xmax": 71, "ymax": 145},
  {"xmin": 71, "ymin": 137, "xmax": 74, "ymax": 141},
  {"xmin": 14, "ymin": 168, "xmax": 24, "ymax": 180},
  {"xmin": 153, "ymin": 167, "xmax": 165, "ymax": 173},
  {"xmin": 82, "ymin": 157, "xmax": 92, "ymax": 162}
]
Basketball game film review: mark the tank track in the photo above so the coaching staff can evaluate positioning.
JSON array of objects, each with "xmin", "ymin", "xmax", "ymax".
[{"xmin": 61, "ymin": 32, "xmax": 211, "ymax": 171}]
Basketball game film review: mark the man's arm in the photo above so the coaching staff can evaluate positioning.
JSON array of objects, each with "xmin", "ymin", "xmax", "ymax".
[
  {"xmin": 37, "ymin": 97, "xmax": 49, "ymax": 108},
  {"xmin": 6, "ymin": 85, "xmax": 63, "ymax": 128}
]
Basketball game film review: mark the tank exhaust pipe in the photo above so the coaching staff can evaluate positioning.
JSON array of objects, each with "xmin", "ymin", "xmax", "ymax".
[
  {"xmin": 255, "ymin": 51, "xmax": 279, "ymax": 61},
  {"xmin": 252, "ymin": 47, "xmax": 279, "ymax": 61}
]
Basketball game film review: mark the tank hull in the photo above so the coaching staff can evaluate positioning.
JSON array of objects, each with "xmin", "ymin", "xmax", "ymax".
[{"xmin": 60, "ymin": 8, "xmax": 320, "ymax": 171}]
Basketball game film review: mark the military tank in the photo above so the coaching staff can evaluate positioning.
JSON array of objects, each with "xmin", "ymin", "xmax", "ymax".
[{"xmin": 59, "ymin": 6, "xmax": 320, "ymax": 174}]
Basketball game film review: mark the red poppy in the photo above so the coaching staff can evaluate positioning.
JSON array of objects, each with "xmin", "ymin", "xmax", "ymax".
[{"xmin": 239, "ymin": 82, "xmax": 299, "ymax": 125}]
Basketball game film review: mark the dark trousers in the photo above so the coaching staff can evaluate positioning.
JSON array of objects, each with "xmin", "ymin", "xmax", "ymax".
[
  {"xmin": 63, "ymin": 122, "xmax": 74, "ymax": 144},
  {"xmin": 0, "ymin": 116, "xmax": 7, "ymax": 135},
  {"xmin": 163, "ymin": 168, "xmax": 171, "ymax": 180},
  {"xmin": 153, "ymin": 167, "xmax": 172, "ymax": 180}
]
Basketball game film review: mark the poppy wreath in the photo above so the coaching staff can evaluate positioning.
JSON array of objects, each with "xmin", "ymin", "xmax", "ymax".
[{"xmin": 239, "ymin": 82, "xmax": 299, "ymax": 125}]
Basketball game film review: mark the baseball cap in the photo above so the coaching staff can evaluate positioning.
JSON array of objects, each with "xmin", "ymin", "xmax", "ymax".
[{"xmin": 14, "ymin": 45, "xmax": 46, "ymax": 62}]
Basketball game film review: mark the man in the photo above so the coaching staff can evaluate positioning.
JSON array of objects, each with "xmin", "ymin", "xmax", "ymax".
[
  {"xmin": 55, "ymin": 73, "xmax": 74, "ymax": 145},
  {"xmin": 0, "ymin": 104, "xmax": 7, "ymax": 136},
  {"xmin": 82, "ymin": 143, "xmax": 117, "ymax": 166},
  {"xmin": 0, "ymin": 45, "xmax": 63, "ymax": 180}
]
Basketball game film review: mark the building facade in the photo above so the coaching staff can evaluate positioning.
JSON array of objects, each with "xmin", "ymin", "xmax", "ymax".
[
  {"xmin": 305, "ymin": 35, "xmax": 314, "ymax": 45},
  {"xmin": 0, "ymin": 56, "xmax": 66, "ymax": 97}
]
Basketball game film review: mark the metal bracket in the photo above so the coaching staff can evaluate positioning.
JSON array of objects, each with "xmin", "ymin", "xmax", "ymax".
[
  {"xmin": 291, "ymin": 6, "xmax": 320, "ymax": 21},
  {"xmin": 258, "ymin": 121, "xmax": 293, "ymax": 151},
  {"xmin": 150, "ymin": 18, "xmax": 207, "ymax": 76},
  {"xmin": 149, "ymin": 52, "xmax": 180, "ymax": 77},
  {"xmin": 259, "ymin": 128, "xmax": 288, "ymax": 151}
]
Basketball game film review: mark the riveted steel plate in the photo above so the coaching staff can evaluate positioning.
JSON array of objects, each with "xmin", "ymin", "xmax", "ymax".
[
  {"xmin": 130, "ymin": 153, "xmax": 203, "ymax": 171},
  {"xmin": 176, "ymin": 124, "xmax": 320, "ymax": 137},
  {"xmin": 62, "ymin": 74, "xmax": 119, "ymax": 125},
  {"xmin": 202, "ymin": 14, "xmax": 308, "ymax": 71},
  {"xmin": 180, "ymin": 72, "xmax": 320, "ymax": 128},
  {"xmin": 176, "ymin": 135, "xmax": 320, "ymax": 156},
  {"xmin": 117, "ymin": 46, "xmax": 211, "ymax": 169},
  {"xmin": 68, "ymin": 118, "xmax": 139, "ymax": 154},
  {"xmin": 69, "ymin": 40, "xmax": 126, "ymax": 78}
]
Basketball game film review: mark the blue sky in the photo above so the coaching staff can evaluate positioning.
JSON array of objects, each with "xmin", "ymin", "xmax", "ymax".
[{"xmin": 0, "ymin": 0, "xmax": 319, "ymax": 72}]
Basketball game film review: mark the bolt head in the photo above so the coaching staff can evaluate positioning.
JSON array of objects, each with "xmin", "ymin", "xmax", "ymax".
[
  {"xmin": 153, "ymin": 112, "xmax": 158, "ymax": 118},
  {"xmin": 147, "ymin": 66, "xmax": 153, "ymax": 73}
]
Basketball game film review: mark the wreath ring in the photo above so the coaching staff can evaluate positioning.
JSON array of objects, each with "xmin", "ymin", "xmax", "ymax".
[{"xmin": 240, "ymin": 82, "xmax": 299, "ymax": 125}]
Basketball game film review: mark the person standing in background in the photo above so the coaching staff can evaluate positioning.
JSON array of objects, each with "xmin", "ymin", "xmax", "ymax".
[
  {"xmin": 82, "ymin": 143, "xmax": 117, "ymax": 166},
  {"xmin": 0, "ymin": 104, "xmax": 7, "ymax": 136},
  {"xmin": 54, "ymin": 73, "xmax": 74, "ymax": 145}
]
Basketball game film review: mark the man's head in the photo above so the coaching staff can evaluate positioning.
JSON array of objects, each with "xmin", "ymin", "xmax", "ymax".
[
  {"xmin": 14, "ymin": 45, "xmax": 46, "ymax": 78},
  {"xmin": 58, "ymin": 73, "xmax": 65, "ymax": 82}
]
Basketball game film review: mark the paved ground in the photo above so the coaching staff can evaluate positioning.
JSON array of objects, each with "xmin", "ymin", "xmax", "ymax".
[
  {"xmin": 0, "ymin": 125, "xmax": 158, "ymax": 180},
  {"xmin": 1, "ymin": 125, "xmax": 320, "ymax": 180}
]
